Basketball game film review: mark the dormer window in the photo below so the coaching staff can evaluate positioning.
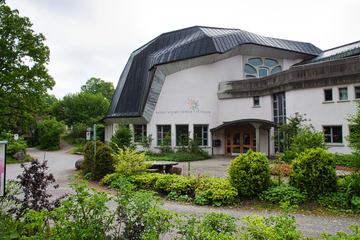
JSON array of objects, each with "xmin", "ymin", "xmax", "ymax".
[{"xmin": 244, "ymin": 56, "xmax": 282, "ymax": 79}]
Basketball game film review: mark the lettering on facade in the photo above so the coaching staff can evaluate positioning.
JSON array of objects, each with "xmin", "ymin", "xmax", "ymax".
[
  {"xmin": 155, "ymin": 110, "xmax": 211, "ymax": 114},
  {"xmin": 155, "ymin": 99, "xmax": 211, "ymax": 114}
]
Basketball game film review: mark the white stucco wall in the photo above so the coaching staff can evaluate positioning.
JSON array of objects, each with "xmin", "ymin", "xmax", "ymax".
[
  {"xmin": 286, "ymin": 84, "xmax": 358, "ymax": 154},
  {"xmin": 149, "ymin": 55, "xmax": 244, "ymax": 153}
]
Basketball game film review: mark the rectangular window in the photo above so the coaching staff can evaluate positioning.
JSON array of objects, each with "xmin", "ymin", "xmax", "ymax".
[
  {"xmin": 157, "ymin": 125, "xmax": 171, "ymax": 146},
  {"xmin": 253, "ymin": 96, "xmax": 260, "ymax": 106},
  {"xmin": 339, "ymin": 87, "xmax": 348, "ymax": 100},
  {"xmin": 355, "ymin": 87, "xmax": 360, "ymax": 99},
  {"xmin": 176, "ymin": 125, "xmax": 189, "ymax": 146},
  {"xmin": 194, "ymin": 125, "xmax": 208, "ymax": 146},
  {"xmin": 324, "ymin": 89, "xmax": 333, "ymax": 101},
  {"xmin": 134, "ymin": 125, "xmax": 147, "ymax": 142},
  {"xmin": 324, "ymin": 126, "xmax": 342, "ymax": 143}
]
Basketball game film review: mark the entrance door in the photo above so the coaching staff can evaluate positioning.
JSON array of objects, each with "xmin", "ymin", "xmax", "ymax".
[{"xmin": 225, "ymin": 127, "xmax": 255, "ymax": 155}]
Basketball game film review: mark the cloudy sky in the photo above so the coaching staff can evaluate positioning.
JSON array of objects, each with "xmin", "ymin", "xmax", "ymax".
[{"xmin": 7, "ymin": 0, "xmax": 360, "ymax": 99}]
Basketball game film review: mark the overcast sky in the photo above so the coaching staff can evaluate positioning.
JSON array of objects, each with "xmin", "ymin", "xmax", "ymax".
[{"xmin": 7, "ymin": 0, "xmax": 360, "ymax": 99}]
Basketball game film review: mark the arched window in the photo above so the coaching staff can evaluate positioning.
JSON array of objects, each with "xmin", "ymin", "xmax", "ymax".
[{"xmin": 244, "ymin": 57, "xmax": 282, "ymax": 79}]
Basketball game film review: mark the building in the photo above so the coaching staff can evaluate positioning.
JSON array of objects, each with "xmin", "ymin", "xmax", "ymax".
[{"xmin": 102, "ymin": 26, "xmax": 360, "ymax": 156}]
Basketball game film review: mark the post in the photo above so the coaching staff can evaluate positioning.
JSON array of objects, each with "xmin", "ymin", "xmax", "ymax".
[
  {"xmin": 0, "ymin": 141, "xmax": 8, "ymax": 197},
  {"xmin": 93, "ymin": 124, "xmax": 97, "ymax": 155},
  {"xmin": 188, "ymin": 161, "xmax": 190, "ymax": 177}
]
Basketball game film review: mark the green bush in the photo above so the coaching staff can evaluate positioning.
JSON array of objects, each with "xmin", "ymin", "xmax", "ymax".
[
  {"xmin": 35, "ymin": 118, "xmax": 65, "ymax": 151},
  {"xmin": 131, "ymin": 172, "xmax": 160, "ymax": 189},
  {"xmin": 155, "ymin": 174, "xmax": 198, "ymax": 195},
  {"xmin": 112, "ymin": 146, "xmax": 152, "ymax": 176},
  {"xmin": 260, "ymin": 185, "xmax": 307, "ymax": 204},
  {"xmin": 82, "ymin": 141, "xmax": 104, "ymax": 175},
  {"xmin": 332, "ymin": 153, "xmax": 356, "ymax": 167},
  {"xmin": 195, "ymin": 177, "xmax": 238, "ymax": 206},
  {"xmin": 342, "ymin": 171, "xmax": 360, "ymax": 211},
  {"xmin": 289, "ymin": 148, "xmax": 338, "ymax": 198},
  {"xmin": 228, "ymin": 150, "xmax": 271, "ymax": 198},
  {"xmin": 291, "ymin": 125, "xmax": 328, "ymax": 154},
  {"xmin": 109, "ymin": 124, "xmax": 136, "ymax": 152},
  {"xmin": 92, "ymin": 144, "xmax": 115, "ymax": 180},
  {"xmin": 69, "ymin": 122, "xmax": 87, "ymax": 141},
  {"xmin": 0, "ymin": 131, "xmax": 27, "ymax": 155}
]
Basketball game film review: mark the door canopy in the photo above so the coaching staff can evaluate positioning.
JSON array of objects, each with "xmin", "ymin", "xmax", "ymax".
[{"xmin": 210, "ymin": 119, "xmax": 277, "ymax": 133}]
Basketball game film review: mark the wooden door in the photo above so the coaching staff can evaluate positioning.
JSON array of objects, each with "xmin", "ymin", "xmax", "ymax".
[{"xmin": 225, "ymin": 127, "xmax": 255, "ymax": 155}]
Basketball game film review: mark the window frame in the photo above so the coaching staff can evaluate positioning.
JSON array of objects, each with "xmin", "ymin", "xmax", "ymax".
[
  {"xmin": 339, "ymin": 87, "xmax": 348, "ymax": 101},
  {"xmin": 355, "ymin": 86, "xmax": 360, "ymax": 99},
  {"xmin": 323, "ymin": 126, "xmax": 343, "ymax": 144},
  {"xmin": 324, "ymin": 89, "xmax": 333, "ymax": 102},
  {"xmin": 157, "ymin": 125, "xmax": 171, "ymax": 146},
  {"xmin": 134, "ymin": 125, "xmax": 147, "ymax": 143},
  {"xmin": 194, "ymin": 125, "xmax": 209, "ymax": 146},
  {"xmin": 176, "ymin": 125, "xmax": 189, "ymax": 146},
  {"xmin": 244, "ymin": 56, "xmax": 282, "ymax": 80},
  {"xmin": 253, "ymin": 96, "xmax": 260, "ymax": 107}
]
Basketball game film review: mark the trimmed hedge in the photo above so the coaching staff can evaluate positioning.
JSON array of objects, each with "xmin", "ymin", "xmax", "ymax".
[{"xmin": 228, "ymin": 150, "xmax": 271, "ymax": 198}]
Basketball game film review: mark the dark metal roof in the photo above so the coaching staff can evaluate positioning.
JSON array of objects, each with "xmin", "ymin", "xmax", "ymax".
[
  {"xmin": 106, "ymin": 26, "xmax": 323, "ymax": 122},
  {"xmin": 298, "ymin": 41, "xmax": 360, "ymax": 65}
]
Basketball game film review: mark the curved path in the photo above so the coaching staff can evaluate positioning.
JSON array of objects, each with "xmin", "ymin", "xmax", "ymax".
[{"xmin": 5, "ymin": 140, "xmax": 360, "ymax": 239}]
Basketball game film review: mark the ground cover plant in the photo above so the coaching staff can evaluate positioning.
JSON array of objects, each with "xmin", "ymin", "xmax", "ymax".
[{"xmin": 1, "ymin": 155, "xmax": 360, "ymax": 239}]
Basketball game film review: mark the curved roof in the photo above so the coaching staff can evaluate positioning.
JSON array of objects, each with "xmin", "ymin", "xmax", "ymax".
[
  {"xmin": 210, "ymin": 119, "xmax": 278, "ymax": 133},
  {"xmin": 106, "ymin": 26, "xmax": 322, "ymax": 122}
]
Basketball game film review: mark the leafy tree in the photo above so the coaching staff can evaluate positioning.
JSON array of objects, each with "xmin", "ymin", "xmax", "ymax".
[
  {"xmin": 346, "ymin": 100, "xmax": 360, "ymax": 168},
  {"xmin": 291, "ymin": 125, "xmax": 328, "ymax": 154},
  {"xmin": 0, "ymin": 1, "xmax": 55, "ymax": 132},
  {"xmin": 35, "ymin": 117, "xmax": 65, "ymax": 151},
  {"xmin": 80, "ymin": 77, "xmax": 115, "ymax": 102},
  {"xmin": 51, "ymin": 91, "xmax": 109, "ymax": 126},
  {"xmin": 272, "ymin": 112, "xmax": 307, "ymax": 152},
  {"xmin": 109, "ymin": 124, "xmax": 136, "ymax": 152}
]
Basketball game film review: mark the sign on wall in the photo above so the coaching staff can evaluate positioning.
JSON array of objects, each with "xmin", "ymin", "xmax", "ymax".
[
  {"xmin": 155, "ymin": 99, "xmax": 211, "ymax": 115},
  {"xmin": 0, "ymin": 141, "xmax": 7, "ymax": 197}
]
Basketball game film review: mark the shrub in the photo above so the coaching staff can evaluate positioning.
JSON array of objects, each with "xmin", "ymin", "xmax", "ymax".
[
  {"xmin": 289, "ymin": 148, "xmax": 338, "ymax": 198},
  {"xmin": 270, "ymin": 164, "xmax": 292, "ymax": 176},
  {"xmin": 109, "ymin": 124, "xmax": 136, "ymax": 152},
  {"xmin": 112, "ymin": 146, "xmax": 152, "ymax": 176},
  {"xmin": 69, "ymin": 122, "xmax": 87, "ymax": 141},
  {"xmin": 342, "ymin": 171, "xmax": 360, "ymax": 211},
  {"xmin": 82, "ymin": 140, "xmax": 104, "ymax": 175},
  {"xmin": 92, "ymin": 144, "xmax": 115, "ymax": 180},
  {"xmin": 35, "ymin": 118, "xmax": 66, "ymax": 151},
  {"xmin": 228, "ymin": 150, "xmax": 271, "ymax": 198},
  {"xmin": 131, "ymin": 172, "xmax": 160, "ymax": 189},
  {"xmin": 260, "ymin": 185, "xmax": 307, "ymax": 204},
  {"xmin": 155, "ymin": 174, "xmax": 198, "ymax": 194},
  {"xmin": 291, "ymin": 124, "xmax": 328, "ymax": 154},
  {"xmin": 7, "ymin": 158, "xmax": 68, "ymax": 221},
  {"xmin": 158, "ymin": 132, "xmax": 173, "ymax": 154},
  {"xmin": 0, "ymin": 131, "xmax": 27, "ymax": 155},
  {"xmin": 195, "ymin": 177, "xmax": 238, "ymax": 206}
]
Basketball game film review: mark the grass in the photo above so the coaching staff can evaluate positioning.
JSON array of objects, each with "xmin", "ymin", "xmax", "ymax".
[{"xmin": 6, "ymin": 154, "xmax": 31, "ymax": 164}]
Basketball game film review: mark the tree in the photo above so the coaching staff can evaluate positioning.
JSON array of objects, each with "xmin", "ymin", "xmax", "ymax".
[
  {"xmin": 109, "ymin": 124, "xmax": 136, "ymax": 152},
  {"xmin": 0, "ymin": 1, "xmax": 55, "ymax": 133},
  {"xmin": 272, "ymin": 112, "xmax": 307, "ymax": 152},
  {"xmin": 51, "ymin": 91, "xmax": 110, "ymax": 126},
  {"xmin": 80, "ymin": 77, "xmax": 115, "ymax": 102}
]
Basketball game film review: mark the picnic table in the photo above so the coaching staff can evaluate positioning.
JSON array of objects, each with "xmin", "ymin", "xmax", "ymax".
[{"xmin": 147, "ymin": 161, "xmax": 179, "ymax": 174}]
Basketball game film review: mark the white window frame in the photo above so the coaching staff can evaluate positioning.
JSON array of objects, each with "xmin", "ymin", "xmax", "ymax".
[
  {"xmin": 194, "ymin": 125, "xmax": 208, "ymax": 146},
  {"xmin": 157, "ymin": 125, "xmax": 171, "ymax": 146},
  {"xmin": 134, "ymin": 125, "xmax": 147, "ymax": 142}
]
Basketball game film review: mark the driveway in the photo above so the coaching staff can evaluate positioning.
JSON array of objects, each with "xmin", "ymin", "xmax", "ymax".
[{"xmin": 5, "ymin": 141, "xmax": 360, "ymax": 239}]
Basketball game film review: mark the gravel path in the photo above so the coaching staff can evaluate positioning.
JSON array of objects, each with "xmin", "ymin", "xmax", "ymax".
[{"xmin": 5, "ymin": 139, "xmax": 360, "ymax": 239}]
